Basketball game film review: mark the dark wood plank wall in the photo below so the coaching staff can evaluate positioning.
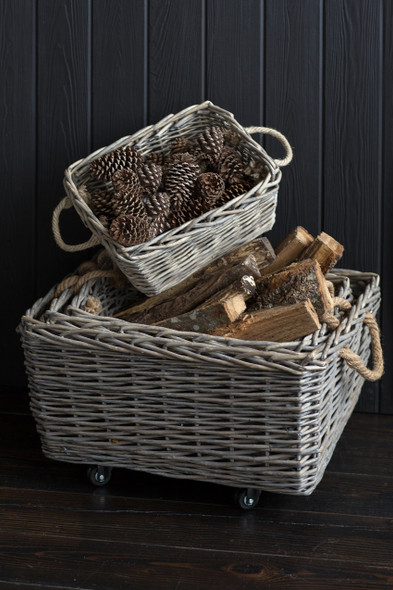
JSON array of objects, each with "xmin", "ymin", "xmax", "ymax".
[{"xmin": 1, "ymin": 0, "xmax": 390, "ymax": 413}]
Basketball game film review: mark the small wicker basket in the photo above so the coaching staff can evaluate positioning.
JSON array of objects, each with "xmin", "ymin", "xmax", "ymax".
[
  {"xmin": 19, "ymin": 261, "xmax": 382, "ymax": 497},
  {"xmin": 54, "ymin": 101, "xmax": 292, "ymax": 295}
]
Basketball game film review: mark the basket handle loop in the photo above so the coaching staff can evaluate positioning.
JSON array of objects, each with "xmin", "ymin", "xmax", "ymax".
[
  {"xmin": 339, "ymin": 312, "xmax": 384, "ymax": 382},
  {"xmin": 245, "ymin": 126, "xmax": 293, "ymax": 167},
  {"xmin": 54, "ymin": 249, "xmax": 126, "ymax": 298},
  {"xmin": 52, "ymin": 196, "xmax": 100, "ymax": 252}
]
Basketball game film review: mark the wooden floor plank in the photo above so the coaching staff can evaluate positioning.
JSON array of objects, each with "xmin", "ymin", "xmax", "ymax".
[
  {"xmin": 1, "ymin": 533, "xmax": 393, "ymax": 590},
  {"xmin": 1, "ymin": 486, "xmax": 393, "ymax": 567}
]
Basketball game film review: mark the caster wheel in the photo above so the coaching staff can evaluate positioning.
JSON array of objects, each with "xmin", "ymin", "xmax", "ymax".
[
  {"xmin": 87, "ymin": 465, "xmax": 112, "ymax": 486},
  {"xmin": 235, "ymin": 488, "xmax": 261, "ymax": 510}
]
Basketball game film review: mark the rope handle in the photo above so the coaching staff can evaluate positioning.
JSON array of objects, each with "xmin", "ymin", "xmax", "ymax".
[
  {"xmin": 52, "ymin": 196, "xmax": 100, "ymax": 252},
  {"xmin": 339, "ymin": 312, "xmax": 384, "ymax": 382},
  {"xmin": 322, "ymin": 298, "xmax": 383, "ymax": 382},
  {"xmin": 245, "ymin": 126, "xmax": 293, "ymax": 167},
  {"xmin": 54, "ymin": 250, "xmax": 126, "ymax": 298}
]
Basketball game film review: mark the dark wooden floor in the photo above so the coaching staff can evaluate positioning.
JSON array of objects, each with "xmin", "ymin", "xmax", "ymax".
[{"xmin": 1, "ymin": 392, "xmax": 393, "ymax": 590}]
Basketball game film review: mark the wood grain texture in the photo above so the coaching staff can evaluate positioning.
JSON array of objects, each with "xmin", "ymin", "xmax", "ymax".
[
  {"xmin": 264, "ymin": 0, "xmax": 322, "ymax": 246},
  {"xmin": 380, "ymin": 0, "xmax": 393, "ymax": 413},
  {"xmin": 2, "ymin": 532, "xmax": 393, "ymax": 590},
  {"xmin": 148, "ymin": 0, "xmax": 203, "ymax": 124},
  {"xmin": 206, "ymin": 0, "xmax": 262, "ymax": 126},
  {"xmin": 0, "ymin": 1, "xmax": 35, "ymax": 394},
  {"xmin": 92, "ymin": 0, "xmax": 145, "ymax": 150},
  {"xmin": 324, "ymin": 0, "xmax": 382, "ymax": 412},
  {"xmin": 36, "ymin": 0, "xmax": 92, "ymax": 295}
]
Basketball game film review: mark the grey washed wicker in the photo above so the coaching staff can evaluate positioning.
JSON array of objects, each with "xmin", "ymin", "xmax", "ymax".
[
  {"xmin": 19, "ymin": 266, "xmax": 381, "ymax": 497},
  {"xmin": 55, "ymin": 101, "xmax": 291, "ymax": 295}
]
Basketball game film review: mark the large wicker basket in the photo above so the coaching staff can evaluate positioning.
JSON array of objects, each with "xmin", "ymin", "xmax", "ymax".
[
  {"xmin": 54, "ymin": 101, "xmax": 292, "ymax": 296},
  {"xmin": 19, "ymin": 262, "xmax": 382, "ymax": 497}
]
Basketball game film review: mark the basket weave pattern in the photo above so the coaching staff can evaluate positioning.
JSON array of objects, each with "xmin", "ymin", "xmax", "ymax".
[
  {"xmin": 63, "ymin": 102, "xmax": 282, "ymax": 295},
  {"xmin": 19, "ymin": 268, "xmax": 380, "ymax": 495}
]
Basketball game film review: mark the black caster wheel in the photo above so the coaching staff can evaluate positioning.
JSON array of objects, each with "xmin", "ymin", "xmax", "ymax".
[
  {"xmin": 235, "ymin": 488, "xmax": 261, "ymax": 510},
  {"xmin": 87, "ymin": 465, "xmax": 112, "ymax": 486}
]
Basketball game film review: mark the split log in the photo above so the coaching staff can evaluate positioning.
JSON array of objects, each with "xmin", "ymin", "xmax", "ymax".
[
  {"xmin": 259, "ymin": 226, "xmax": 314, "ymax": 276},
  {"xmin": 155, "ymin": 273, "xmax": 257, "ymax": 332},
  {"xmin": 211, "ymin": 299, "xmax": 321, "ymax": 342},
  {"xmin": 119, "ymin": 256, "xmax": 261, "ymax": 325},
  {"xmin": 252, "ymin": 259, "xmax": 333, "ymax": 318},
  {"xmin": 156, "ymin": 293, "xmax": 246, "ymax": 332},
  {"xmin": 299, "ymin": 231, "xmax": 344, "ymax": 273},
  {"xmin": 115, "ymin": 237, "xmax": 274, "ymax": 321}
]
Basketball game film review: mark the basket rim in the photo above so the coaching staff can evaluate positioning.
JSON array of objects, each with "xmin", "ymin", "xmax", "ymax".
[{"xmin": 20, "ymin": 267, "xmax": 380, "ymax": 376}]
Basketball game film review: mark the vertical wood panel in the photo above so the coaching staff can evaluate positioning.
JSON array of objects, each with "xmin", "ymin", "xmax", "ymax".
[
  {"xmin": 324, "ymin": 0, "xmax": 382, "ymax": 412},
  {"xmin": 0, "ymin": 0, "xmax": 35, "ymax": 393},
  {"xmin": 264, "ymin": 0, "xmax": 322, "ymax": 246},
  {"xmin": 380, "ymin": 0, "xmax": 393, "ymax": 413},
  {"xmin": 149, "ymin": 0, "xmax": 203, "ymax": 124},
  {"xmin": 92, "ymin": 0, "xmax": 145, "ymax": 150},
  {"xmin": 206, "ymin": 0, "xmax": 262, "ymax": 126},
  {"xmin": 36, "ymin": 0, "xmax": 91, "ymax": 295}
]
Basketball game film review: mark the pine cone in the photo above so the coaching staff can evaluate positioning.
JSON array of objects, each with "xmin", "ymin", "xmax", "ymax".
[
  {"xmin": 195, "ymin": 173, "xmax": 225, "ymax": 208},
  {"xmin": 90, "ymin": 146, "xmax": 143, "ymax": 181},
  {"xmin": 170, "ymin": 137, "xmax": 193, "ymax": 154},
  {"xmin": 138, "ymin": 162, "xmax": 163, "ymax": 195},
  {"xmin": 223, "ymin": 129, "xmax": 241, "ymax": 147},
  {"xmin": 169, "ymin": 152, "xmax": 199, "ymax": 167},
  {"xmin": 218, "ymin": 146, "xmax": 244, "ymax": 184},
  {"xmin": 167, "ymin": 208, "xmax": 190, "ymax": 229},
  {"xmin": 90, "ymin": 190, "xmax": 114, "ymax": 217},
  {"xmin": 145, "ymin": 151, "xmax": 166, "ymax": 167},
  {"xmin": 112, "ymin": 169, "xmax": 142, "ymax": 192},
  {"xmin": 145, "ymin": 192, "xmax": 171, "ymax": 218},
  {"xmin": 165, "ymin": 159, "xmax": 199, "ymax": 207},
  {"xmin": 191, "ymin": 147, "xmax": 216, "ymax": 173},
  {"xmin": 109, "ymin": 214, "xmax": 150, "ymax": 247},
  {"xmin": 244, "ymin": 158, "xmax": 268, "ymax": 183},
  {"xmin": 112, "ymin": 186, "xmax": 146, "ymax": 218},
  {"xmin": 196, "ymin": 126, "xmax": 224, "ymax": 165},
  {"xmin": 149, "ymin": 213, "xmax": 170, "ymax": 239},
  {"xmin": 167, "ymin": 194, "xmax": 208, "ymax": 229},
  {"xmin": 216, "ymin": 181, "xmax": 252, "ymax": 207}
]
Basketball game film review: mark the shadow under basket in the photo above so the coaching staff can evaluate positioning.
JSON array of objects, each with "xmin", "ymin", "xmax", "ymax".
[
  {"xmin": 56, "ymin": 101, "xmax": 291, "ymax": 296},
  {"xmin": 19, "ymin": 267, "xmax": 381, "ymax": 497}
]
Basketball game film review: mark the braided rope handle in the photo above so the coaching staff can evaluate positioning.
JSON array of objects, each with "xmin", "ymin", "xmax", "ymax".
[
  {"xmin": 322, "ymin": 298, "xmax": 383, "ymax": 382},
  {"xmin": 52, "ymin": 196, "xmax": 100, "ymax": 252},
  {"xmin": 54, "ymin": 250, "xmax": 126, "ymax": 298},
  {"xmin": 340, "ymin": 313, "xmax": 384, "ymax": 382},
  {"xmin": 245, "ymin": 126, "xmax": 293, "ymax": 167}
]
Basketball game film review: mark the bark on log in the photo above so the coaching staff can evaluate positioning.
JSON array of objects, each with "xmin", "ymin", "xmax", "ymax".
[
  {"xmin": 115, "ymin": 238, "xmax": 273, "ymax": 320},
  {"xmin": 211, "ymin": 299, "xmax": 321, "ymax": 342},
  {"xmin": 119, "ymin": 256, "xmax": 261, "ymax": 325},
  {"xmin": 156, "ymin": 293, "xmax": 246, "ymax": 332},
  {"xmin": 252, "ymin": 259, "xmax": 333, "ymax": 318}
]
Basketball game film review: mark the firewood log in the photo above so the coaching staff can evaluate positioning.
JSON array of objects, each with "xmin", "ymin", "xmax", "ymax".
[
  {"xmin": 118, "ymin": 256, "xmax": 261, "ymax": 325},
  {"xmin": 115, "ymin": 237, "xmax": 274, "ymax": 321},
  {"xmin": 299, "ymin": 231, "xmax": 344, "ymax": 273},
  {"xmin": 211, "ymin": 299, "xmax": 321, "ymax": 342},
  {"xmin": 252, "ymin": 259, "xmax": 333, "ymax": 318},
  {"xmin": 259, "ymin": 226, "xmax": 314, "ymax": 276}
]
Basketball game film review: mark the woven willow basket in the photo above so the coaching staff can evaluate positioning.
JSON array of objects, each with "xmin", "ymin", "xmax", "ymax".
[
  {"xmin": 19, "ymin": 265, "xmax": 381, "ymax": 496},
  {"xmin": 55, "ymin": 101, "xmax": 292, "ymax": 295}
]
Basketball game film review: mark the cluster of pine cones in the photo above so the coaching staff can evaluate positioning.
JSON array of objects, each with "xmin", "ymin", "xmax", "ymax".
[{"xmin": 87, "ymin": 126, "xmax": 267, "ymax": 248}]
